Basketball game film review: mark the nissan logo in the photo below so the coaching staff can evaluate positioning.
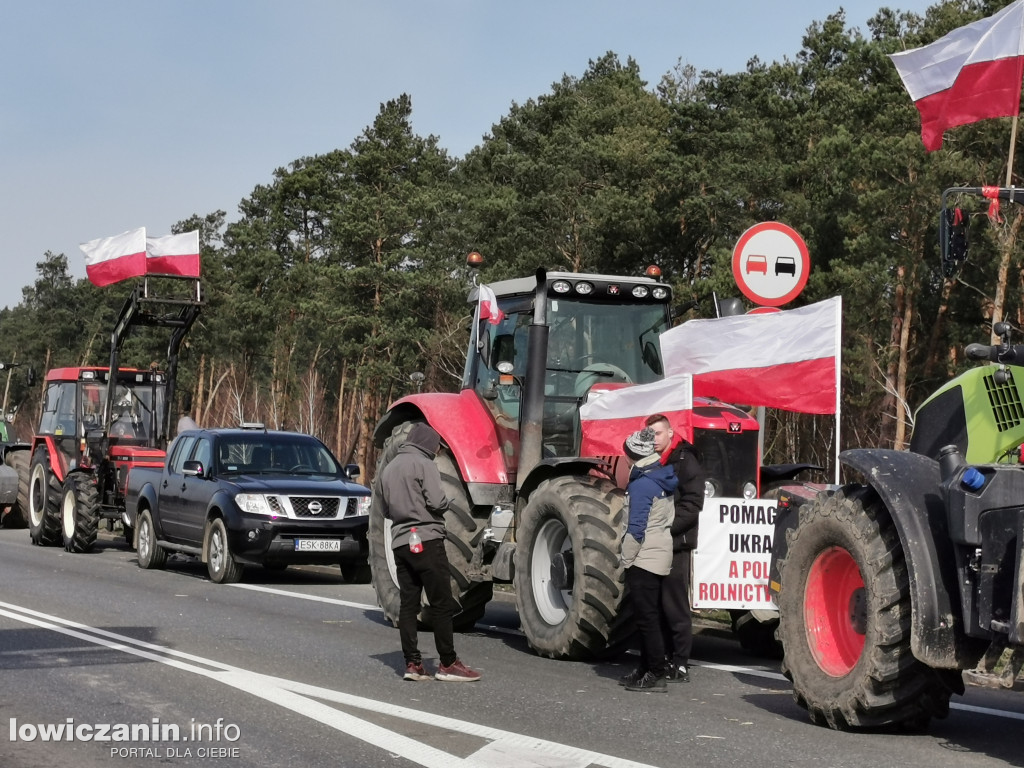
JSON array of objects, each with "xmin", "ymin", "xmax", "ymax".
[{"xmin": 308, "ymin": 500, "xmax": 323, "ymax": 515}]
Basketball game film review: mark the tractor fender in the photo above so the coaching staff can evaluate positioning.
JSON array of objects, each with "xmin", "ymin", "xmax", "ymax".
[
  {"xmin": 837, "ymin": 448, "xmax": 979, "ymax": 669},
  {"xmin": 372, "ymin": 392, "xmax": 509, "ymax": 487},
  {"xmin": 515, "ymin": 457, "xmax": 609, "ymax": 503}
]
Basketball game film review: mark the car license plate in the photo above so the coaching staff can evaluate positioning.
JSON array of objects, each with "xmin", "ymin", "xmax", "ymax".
[{"xmin": 294, "ymin": 539, "xmax": 341, "ymax": 552}]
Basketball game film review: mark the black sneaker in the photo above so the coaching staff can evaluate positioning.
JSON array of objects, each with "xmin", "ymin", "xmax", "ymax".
[
  {"xmin": 625, "ymin": 671, "xmax": 667, "ymax": 692},
  {"xmin": 666, "ymin": 664, "xmax": 690, "ymax": 683},
  {"xmin": 618, "ymin": 668, "xmax": 643, "ymax": 687}
]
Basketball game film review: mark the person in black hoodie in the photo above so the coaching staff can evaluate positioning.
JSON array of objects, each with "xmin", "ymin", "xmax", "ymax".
[
  {"xmin": 378, "ymin": 423, "xmax": 481, "ymax": 683},
  {"xmin": 645, "ymin": 413, "xmax": 705, "ymax": 683}
]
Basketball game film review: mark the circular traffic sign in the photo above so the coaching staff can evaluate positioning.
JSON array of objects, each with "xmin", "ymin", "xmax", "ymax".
[{"xmin": 732, "ymin": 222, "xmax": 810, "ymax": 307}]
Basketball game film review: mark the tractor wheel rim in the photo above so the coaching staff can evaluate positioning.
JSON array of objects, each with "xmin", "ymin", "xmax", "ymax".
[
  {"xmin": 531, "ymin": 518, "xmax": 571, "ymax": 625},
  {"xmin": 61, "ymin": 489, "xmax": 76, "ymax": 540},
  {"xmin": 804, "ymin": 545, "xmax": 866, "ymax": 676},
  {"xmin": 29, "ymin": 469, "xmax": 45, "ymax": 527}
]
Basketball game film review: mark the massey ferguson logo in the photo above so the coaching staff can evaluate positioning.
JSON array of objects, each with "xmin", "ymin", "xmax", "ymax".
[
  {"xmin": 728, "ymin": 422, "xmax": 742, "ymax": 433},
  {"xmin": 307, "ymin": 501, "xmax": 323, "ymax": 515}
]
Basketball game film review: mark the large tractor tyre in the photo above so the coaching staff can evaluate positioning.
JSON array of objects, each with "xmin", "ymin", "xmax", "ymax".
[
  {"xmin": 27, "ymin": 448, "xmax": 61, "ymax": 546},
  {"xmin": 1, "ymin": 449, "xmax": 30, "ymax": 528},
  {"xmin": 514, "ymin": 474, "xmax": 628, "ymax": 660},
  {"xmin": 59, "ymin": 473, "xmax": 100, "ymax": 553},
  {"xmin": 368, "ymin": 421, "xmax": 493, "ymax": 632},
  {"xmin": 776, "ymin": 487, "xmax": 962, "ymax": 730}
]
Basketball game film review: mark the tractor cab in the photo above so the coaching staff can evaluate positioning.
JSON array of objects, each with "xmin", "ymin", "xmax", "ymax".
[
  {"xmin": 38, "ymin": 366, "xmax": 166, "ymax": 472},
  {"xmin": 465, "ymin": 270, "xmax": 672, "ymax": 468}
]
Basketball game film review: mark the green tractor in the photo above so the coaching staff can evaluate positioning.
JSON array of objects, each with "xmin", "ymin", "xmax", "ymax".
[{"xmin": 770, "ymin": 186, "xmax": 1024, "ymax": 730}]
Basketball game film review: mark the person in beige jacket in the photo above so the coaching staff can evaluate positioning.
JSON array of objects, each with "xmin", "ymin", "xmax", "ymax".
[{"xmin": 618, "ymin": 427, "xmax": 677, "ymax": 692}]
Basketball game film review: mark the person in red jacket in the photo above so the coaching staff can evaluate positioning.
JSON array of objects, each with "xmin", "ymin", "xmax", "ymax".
[{"xmin": 645, "ymin": 413, "xmax": 705, "ymax": 683}]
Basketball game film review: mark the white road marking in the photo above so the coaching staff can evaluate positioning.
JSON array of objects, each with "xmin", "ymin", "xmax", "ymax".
[
  {"xmin": 0, "ymin": 600, "xmax": 659, "ymax": 768},
  {"xmin": 227, "ymin": 584, "xmax": 1024, "ymax": 722}
]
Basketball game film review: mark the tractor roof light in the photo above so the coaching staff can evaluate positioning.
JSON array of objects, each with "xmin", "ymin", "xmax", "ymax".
[
  {"xmin": 552, "ymin": 280, "xmax": 572, "ymax": 294},
  {"xmin": 466, "ymin": 251, "xmax": 484, "ymax": 268},
  {"xmin": 574, "ymin": 281, "xmax": 594, "ymax": 296},
  {"xmin": 645, "ymin": 265, "xmax": 662, "ymax": 278},
  {"xmin": 631, "ymin": 285, "xmax": 649, "ymax": 298},
  {"xmin": 652, "ymin": 287, "xmax": 669, "ymax": 300}
]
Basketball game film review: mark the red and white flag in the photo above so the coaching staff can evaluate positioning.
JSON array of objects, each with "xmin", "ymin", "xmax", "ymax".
[
  {"xmin": 890, "ymin": 0, "xmax": 1024, "ymax": 151},
  {"xmin": 579, "ymin": 375, "xmax": 694, "ymax": 456},
  {"xmin": 477, "ymin": 283, "xmax": 505, "ymax": 325},
  {"xmin": 146, "ymin": 231, "xmax": 200, "ymax": 278},
  {"xmin": 661, "ymin": 296, "xmax": 842, "ymax": 414},
  {"xmin": 80, "ymin": 227, "xmax": 147, "ymax": 287}
]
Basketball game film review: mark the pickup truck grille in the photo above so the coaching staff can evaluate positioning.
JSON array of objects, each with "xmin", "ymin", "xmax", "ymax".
[{"xmin": 265, "ymin": 496, "xmax": 359, "ymax": 519}]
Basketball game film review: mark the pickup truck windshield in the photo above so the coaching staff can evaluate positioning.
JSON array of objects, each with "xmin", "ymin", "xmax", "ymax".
[{"xmin": 216, "ymin": 438, "xmax": 340, "ymax": 476}]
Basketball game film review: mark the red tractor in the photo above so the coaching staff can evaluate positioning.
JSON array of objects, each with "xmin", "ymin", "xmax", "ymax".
[
  {"xmin": 368, "ymin": 261, "xmax": 761, "ymax": 658},
  {"xmin": 14, "ymin": 276, "xmax": 201, "ymax": 552}
]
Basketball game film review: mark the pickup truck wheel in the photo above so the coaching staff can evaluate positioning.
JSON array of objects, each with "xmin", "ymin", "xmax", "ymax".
[
  {"xmin": 206, "ymin": 517, "xmax": 243, "ymax": 584},
  {"xmin": 28, "ymin": 448, "xmax": 61, "ymax": 546},
  {"xmin": 60, "ymin": 473, "xmax": 99, "ymax": 553},
  {"xmin": 1, "ymin": 449, "xmax": 30, "ymax": 528},
  {"xmin": 136, "ymin": 509, "xmax": 167, "ymax": 569},
  {"xmin": 514, "ymin": 475, "xmax": 628, "ymax": 660},
  {"xmin": 369, "ymin": 421, "xmax": 492, "ymax": 631},
  {"xmin": 776, "ymin": 487, "xmax": 961, "ymax": 729}
]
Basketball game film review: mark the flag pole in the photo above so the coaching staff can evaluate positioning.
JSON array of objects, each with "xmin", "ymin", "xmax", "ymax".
[{"xmin": 1006, "ymin": 114, "xmax": 1019, "ymax": 187}]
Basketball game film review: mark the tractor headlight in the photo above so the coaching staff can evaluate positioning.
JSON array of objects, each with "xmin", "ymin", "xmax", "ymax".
[
  {"xmin": 742, "ymin": 482, "xmax": 757, "ymax": 499},
  {"xmin": 704, "ymin": 480, "xmax": 720, "ymax": 498}
]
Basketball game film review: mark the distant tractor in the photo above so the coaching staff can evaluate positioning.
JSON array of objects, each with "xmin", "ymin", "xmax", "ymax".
[
  {"xmin": 14, "ymin": 276, "xmax": 201, "ymax": 552},
  {"xmin": 369, "ymin": 259, "xmax": 762, "ymax": 659}
]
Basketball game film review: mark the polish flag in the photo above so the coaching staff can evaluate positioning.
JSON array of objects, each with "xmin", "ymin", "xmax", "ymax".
[
  {"xmin": 146, "ymin": 231, "xmax": 201, "ymax": 277},
  {"xmin": 890, "ymin": 0, "xmax": 1024, "ymax": 151},
  {"xmin": 661, "ymin": 296, "xmax": 842, "ymax": 414},
  {"xmin": 579, "ymin": 375, "xmax": 694, "ymax": 456},
  {"xmin": 80, "ymin": 227, "xmax": 147, "ymax": 287},
  {"xmin": 478, "ymin": 283, "xmax": 505, "ymax": 325}
]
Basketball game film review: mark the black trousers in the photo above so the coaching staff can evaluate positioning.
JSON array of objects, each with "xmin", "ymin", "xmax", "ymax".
[
  {"xmin": 626, "ymin": 566, "xmax": 667, "ymax": 677},
  {"xmin": 393, "ymin": 538, "xmax": 458, "ymax": 667},
  {"xmin": 661, "ymin": 548, "xmax": 693, "ymax": 666}
]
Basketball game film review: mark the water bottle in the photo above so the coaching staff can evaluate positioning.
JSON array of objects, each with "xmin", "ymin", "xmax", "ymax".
[{"xmin": 408, "ymin": 527, "xmax": 423, "ymax": 554}]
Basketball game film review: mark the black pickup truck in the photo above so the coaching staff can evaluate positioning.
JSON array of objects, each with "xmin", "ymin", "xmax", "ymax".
[{"xmin": 126, "ymin": 427, "xmax": 371, "ymax": 583}]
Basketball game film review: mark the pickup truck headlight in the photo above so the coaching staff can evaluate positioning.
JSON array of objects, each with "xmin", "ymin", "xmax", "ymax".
[
  {"xmin": 235, "ymin": 493, "xmax": 275, "ymax": 516},
  {"xmin": 355, "ymin": 496, "xmax": 371, "ymax": 516}
]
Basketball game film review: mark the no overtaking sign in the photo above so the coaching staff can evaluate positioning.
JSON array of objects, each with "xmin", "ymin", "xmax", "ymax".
[{"xmin": 731, "ymin": 222, "xmax": 810, "ymax": 307}]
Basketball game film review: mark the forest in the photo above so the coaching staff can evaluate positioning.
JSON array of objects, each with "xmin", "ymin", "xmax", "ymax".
[{"xmin": 1, "ymin": 0, "xmax": 1022, "ymax": 481}]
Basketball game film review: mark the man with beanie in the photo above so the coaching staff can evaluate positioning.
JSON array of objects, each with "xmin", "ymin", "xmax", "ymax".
[
  {"xmin": 618, "ymin": 426, "xmax": 677, "ymax": 692},
  {"xmin": 645, "ymin": 413, "xmax": 705, "ymax": 683},
  {"xmin": 378, "ymin": 422, "xmax": 481, "ymax": 682}
]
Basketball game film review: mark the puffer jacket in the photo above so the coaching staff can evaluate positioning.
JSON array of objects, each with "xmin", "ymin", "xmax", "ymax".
[
  {"xmin": 620, "ymin": 453, "xmax": 677, "ymax": 575},
  {"xmin": 378, "ymin": 434, "xmax": 449, "ymax": 549},
  {"xmin": 663, "ymin": 437, "xmax": 705, "ymax": 551}
]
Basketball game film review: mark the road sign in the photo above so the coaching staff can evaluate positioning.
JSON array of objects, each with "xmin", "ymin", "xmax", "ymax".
[
  {"xmin": 731, "ymin": 222, "xmax": 810, "ymax": 307},
  {"xmin": 747, "ymin": 306, "xmax": 781, "ymax": 315}
]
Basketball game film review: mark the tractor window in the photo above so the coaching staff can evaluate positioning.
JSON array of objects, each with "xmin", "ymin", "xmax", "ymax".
[
  {"xmin": 39, "ymin": 383, "xmax": 62, "ymax": 435},
  {"xmin": 542, "ymin": 298, "xmax": 670, "ymax": 456},
  {"xmin": 39, "ymin": 382, "xmax": 78, "ymax": 437}
]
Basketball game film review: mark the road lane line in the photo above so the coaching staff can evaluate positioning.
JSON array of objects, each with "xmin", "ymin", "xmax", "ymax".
[{"xmin": 0, "ymin": 600, "xmax": 661, "ymax": 768}]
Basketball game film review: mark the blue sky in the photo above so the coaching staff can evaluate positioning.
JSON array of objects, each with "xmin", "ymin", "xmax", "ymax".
[{"xmin": 1, "ymin": 1, "xmax": 933, "ymax": 311}]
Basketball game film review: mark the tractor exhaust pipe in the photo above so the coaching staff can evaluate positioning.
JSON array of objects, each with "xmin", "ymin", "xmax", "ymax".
[{"xmin": 517, "ymin": 268, "xmax": 548, "ymax": 490}]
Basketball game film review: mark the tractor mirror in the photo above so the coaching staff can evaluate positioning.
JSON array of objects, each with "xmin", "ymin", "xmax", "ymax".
[
  {"xmin": 940, "ymin": 206, "xmax": 969, "ymax": 278},
  {"xmin": 25, "ymin": 367, "xmax": 35, "ymax": 387},
  {"xmin": 642, "ymin": 341, "xmax": 663, "ymax": 376}
]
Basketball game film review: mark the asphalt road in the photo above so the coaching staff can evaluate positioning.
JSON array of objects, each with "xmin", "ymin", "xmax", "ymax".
[{"xmin": 1, "ymin": 527, "xmax": 1023, "ymax": 768}]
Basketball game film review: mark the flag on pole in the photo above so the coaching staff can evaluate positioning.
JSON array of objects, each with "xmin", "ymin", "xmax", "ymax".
[
  {"xmin": 890, "ymin": 0, "xmax": 1024, "ymax": 151},
  {"xmin": 146, "ymin": 231, "xmax": 201, "ymax": 277},
  {"xmin": 478, "ymin": 283, "xmax": 505, "ymax": 325},
  {"xmin": 661, "ymin": 296, "xmax": 842, "ymax": 414},
  {"xmin": 80, "ymin": 227, "xmax": 147, "ymax": 287}
]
